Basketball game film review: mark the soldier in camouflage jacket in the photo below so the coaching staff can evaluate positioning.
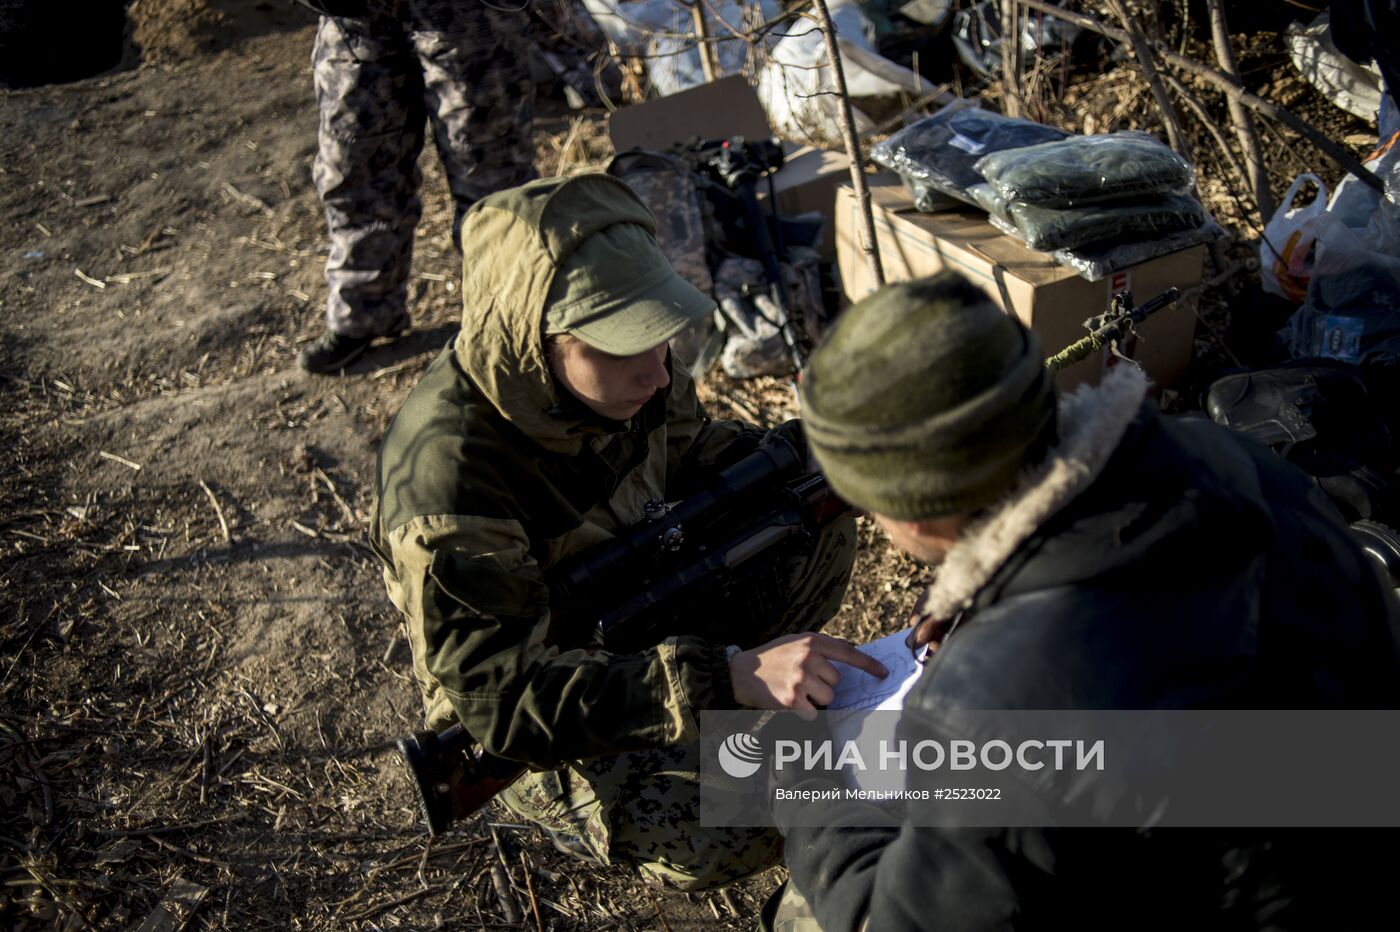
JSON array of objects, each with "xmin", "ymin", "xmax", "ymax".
[{"xmin": 371, "ymin": 174, "xmax": 874, "ymax": 889}]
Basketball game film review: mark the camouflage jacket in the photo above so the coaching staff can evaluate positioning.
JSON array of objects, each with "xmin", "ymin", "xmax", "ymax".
[{"xmin": 370, "ymin": 176, "xmax": 763, "ymax": 768}]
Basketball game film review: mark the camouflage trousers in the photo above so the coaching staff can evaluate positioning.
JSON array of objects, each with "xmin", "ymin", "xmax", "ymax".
[
  {"xmin": 762, "ymin": 879, "xmax": 821, "ymax": 932},
  {"xmin": 312, "ymin": 0, "xmax": 536, "ymax": 338},
  {"xmin": 500, "ymin": 514, "xmax": 857, "ymax": 892}
]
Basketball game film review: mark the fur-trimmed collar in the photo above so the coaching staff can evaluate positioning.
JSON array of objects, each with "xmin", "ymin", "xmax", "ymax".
[{"xmin": 914, "ymin": 365, "xmax": 1151, "ymax": 623}]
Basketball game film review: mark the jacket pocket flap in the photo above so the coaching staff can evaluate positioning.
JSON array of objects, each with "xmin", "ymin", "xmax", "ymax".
[{"xmin": 428, "ymin": 549, "xmax": 547, "ymax": 619}]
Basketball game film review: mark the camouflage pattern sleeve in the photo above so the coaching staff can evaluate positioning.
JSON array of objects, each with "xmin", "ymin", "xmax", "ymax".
[{"xmin": 383, "ymin": 512, "xmax": 735, "ymax": 768}]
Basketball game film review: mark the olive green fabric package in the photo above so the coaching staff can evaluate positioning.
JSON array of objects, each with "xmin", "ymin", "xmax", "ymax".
[
  {"xmin": 999, "ymin": 193, "xmax": 1207, "ymax": 252},
  {"xmin": 974, "ymin": 131, "xmax": 1195, "ymax": 208}
]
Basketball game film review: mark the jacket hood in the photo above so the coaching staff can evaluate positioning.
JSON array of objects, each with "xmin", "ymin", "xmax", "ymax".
[
  {"xmin": 454, "ymin": 174, "xmax": 659, "ymax": 455},
  {"xmin": 916, "ymin": 365, "xmax": 1150, "ymax": 622}
]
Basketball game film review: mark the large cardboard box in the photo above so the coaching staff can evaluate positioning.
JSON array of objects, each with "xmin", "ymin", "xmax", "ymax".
[
  {"xmin": 836, "ymin": 179, "xmax": 1204, "ymax": 390},
  {"xmin": 608, "ymin": 75, "xmax": 852, "ymax": 256}
]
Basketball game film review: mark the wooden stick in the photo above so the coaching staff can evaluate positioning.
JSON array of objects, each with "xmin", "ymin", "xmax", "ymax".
[
  {"xmin": 1206, "ymin": 0, "xmax": 1273, "ymax": 221},
  {"xmin": 24, "ymin": 865, "xmax": 85, "ymax": 919},
  {"xmin": 100, "ymin": 813, "xmax": 249, "ymax": 837},
  {"xmin": 1000, "ymin": 0, "xmax": 1022, "ymax": 117},
  {"xmin": 198, "ymin": 480, "xmax": 231, "ymax": 543},
  {"xmin": 690, "ymin": 1, "xmax": 720, "ymax": 83},
  {"xmin": 1103, "ymin": 0, "xmax": 1190, "ymax": 159},
  {"xmin": 488, "ymin": 826, "xmax": 523, "ymax": 924},
  {"xmin": 99, "ymin": 450, "xmax": 142, "ymax": 471},
  {"xmin": 640, "ymin": 879, "xmax": 674, "ymax": 932},
  {"xmin": 74, "ymin": 268, "xmax": 107, "ymax": 289},
  {"xmin": 1161, "ymin": 71, "xmax": 1253, "ymax": 211},
  {"xmin": 220, "ymin": 182, "xmax": 273, "ymax": 216},
  {"xmin": 369, "ymin": 358, "xmax": 417, "ymax": 380},
  {"xmin": 338, "ymin": 884, "xmax": 445, "ymax": 924},
  {"xmin": 381, "ymin": 632, "xmax": 402, "ymax": 665},
  {"xmin": 1015, "ymin": 0, "xmax": 1384, "ymax": 192},
  {"xmin": 289, "ymin": 520, "xmax": 319, "ymax": 539},
  {"xmin": 520, "ymin": 850, "xmax": 545, "ymax": 932},
  {"xmin": 490, "ymin": 862, "xmax": 522, "ymax": 924},
  {"xmin": 312, "ymin": 467, "xmax": 357, "ymax": 526},
  {"xmin": 864, "ymin": 84, "xmax": 955, "ymax": 139},
  {"xmin": 147, "ymin": 833, "xmax": 234, "ymax": 870},
  {"xmin": 810, "ymin": 0, "xmax": 885, "ymax": 290},
  {"xmin": 107, "ymin": 267, "xmax": 172, "ymax": 285}
]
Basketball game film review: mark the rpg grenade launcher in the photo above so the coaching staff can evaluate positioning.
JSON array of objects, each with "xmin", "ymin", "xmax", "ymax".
[{"xmin": 397, "ymin": 427, "xmax": 850, "ymax": 835}]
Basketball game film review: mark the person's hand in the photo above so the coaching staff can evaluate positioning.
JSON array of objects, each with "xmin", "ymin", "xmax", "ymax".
[{"xmin": 730, "ymin": 633, "xmax": 888, "ymax": 717}]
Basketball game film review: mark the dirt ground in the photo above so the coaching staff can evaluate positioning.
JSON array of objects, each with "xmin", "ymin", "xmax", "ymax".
[
  {"xmin": 0, "ymin": 3, "xmax": 931, "ymax": 929},
  {"xmin": 0, "ymin": 1, "xmax": 1379, "ymax": 930}
]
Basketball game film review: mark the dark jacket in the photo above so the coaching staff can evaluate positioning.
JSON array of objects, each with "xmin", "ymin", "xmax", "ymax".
[{"xmin": 780, "ymin": 367, "xmax": 1400, "ymax": 931}]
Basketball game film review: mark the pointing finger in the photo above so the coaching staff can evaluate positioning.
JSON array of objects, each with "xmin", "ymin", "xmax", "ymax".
[{"xmin": 814, "ymin": 637, "xmax": 889, "ymax": 679}]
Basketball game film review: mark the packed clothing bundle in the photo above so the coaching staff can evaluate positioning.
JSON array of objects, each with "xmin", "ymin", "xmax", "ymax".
[
  {"xmin": 872, "ymin": 106, "xmax": 1224, "ymax": 279},
  {"xmin": 974, "ymin": 131, "xmax": 1196, "ymax": 206},
  {"xmin": 870, "ymin": 105, "xmax": 1070, "ymax": 210},
  {"xmin": 973, "ymin": 132, "xmax": 1209, "ymax": 256}
]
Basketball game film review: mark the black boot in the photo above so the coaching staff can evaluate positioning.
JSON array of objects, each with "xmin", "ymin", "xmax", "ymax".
[{"xmin": 297, "ymin": 331, "xmax": 374, "ymax": 374}]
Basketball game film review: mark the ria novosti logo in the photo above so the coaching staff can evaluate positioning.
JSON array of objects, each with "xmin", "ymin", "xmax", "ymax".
[{"xmin": 717, "ymin": 733, "xmax": 764, "ymax": 778}]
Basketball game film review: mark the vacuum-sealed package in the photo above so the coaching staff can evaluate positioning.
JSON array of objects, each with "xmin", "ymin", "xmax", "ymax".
[
  {"xmin": 1000, "ymin": 193, "xmax": 1206, "ymax": 251},
  {"xmin": 872, "ymin": 105, "xmax": 1069, "ymax": 206},
  {"xmin": 975, "ymin": 131, "xmax": 1195, "ymax": 208},
  {"xmin": 966, "ymin": 182, "xmax": 1011, "ymax": 221},
  {"xmin": 903, "ymin": 176, "xmax": 964, "ymax": 213},
  {"xmin": 1053, "ymin": 218, "xmax": 1227, "ymax": 280}
]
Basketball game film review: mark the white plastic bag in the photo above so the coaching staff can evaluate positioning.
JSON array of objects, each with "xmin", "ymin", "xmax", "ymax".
[
  {"xmin": 1287, "ymin": 13, "xmax": 1384, "ymax": 122},
  {"xmin": 1286, "ymin": 198, "xmax": 1400, "ymax": 364},
  {"xmin": 1260, "ymin": 172, "xmax": 1329, "ymax": 304},
  {"xmin": 578, "ymin": 0, "xmax": 922, "ymax": 144},
  {"xmin": 1327, "ymin": 131, "xmax": 1400, "ymax": 230},
  {"xmin": 579, "ymin": 0, "xmax": 780, "ymax": 97},
  {"xmin": 756, "ymin": 0, "xmax": 922, "ymax": 147}
]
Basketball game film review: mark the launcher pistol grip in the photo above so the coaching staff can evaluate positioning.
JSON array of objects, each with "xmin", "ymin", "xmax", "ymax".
[{"xmin": 396, "ymin": 724, "xmax": 525, "ymax": 836}]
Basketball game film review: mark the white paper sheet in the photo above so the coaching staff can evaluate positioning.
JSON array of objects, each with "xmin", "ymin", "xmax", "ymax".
[{"xmin": 828, "ymin": 627, "xmax": 927, "ymax": 711}]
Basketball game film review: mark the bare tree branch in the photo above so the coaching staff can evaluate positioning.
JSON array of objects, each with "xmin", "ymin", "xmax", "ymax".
[
  {"xmin": 1207, "ymin": 0, "xmax": 1274, "ymax": 219},
  {"xmin": 1103, "ymin": 0, "xmax": 1191, "ymax": 159},
  {"xmin": 810, "ymin": 0, "xmax": 884, "ymax": 288},
  {"xmin": 1016, "ymin": 0, "xmax": 1384, "ymax": 192}
]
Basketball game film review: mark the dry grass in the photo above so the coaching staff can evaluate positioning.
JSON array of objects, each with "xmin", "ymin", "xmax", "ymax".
[{"xmin": 2, "ymin": 5, "xmax": 1376, "ymax": 927}]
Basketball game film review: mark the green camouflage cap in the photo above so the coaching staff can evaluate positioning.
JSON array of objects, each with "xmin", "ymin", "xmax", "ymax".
[
  {"xmin": 799, "ymin": 272, "xmax": 1056, "ymax": 520},
  {"xmin": 544, "ymin": 221, "xmax": 715, "ymax": 356}
]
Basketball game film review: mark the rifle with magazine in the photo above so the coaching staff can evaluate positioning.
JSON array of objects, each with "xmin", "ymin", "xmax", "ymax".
[{"xmin": 397, "ymin": 430, "xmax": 851, "ymax": 835}]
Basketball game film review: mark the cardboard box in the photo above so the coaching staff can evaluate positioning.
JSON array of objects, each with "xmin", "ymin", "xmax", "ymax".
[
  {"xmin": 836, "ymin": 179, "xmax": 1204, "ymax": 390},
  {"xmin": 608, "ymin": 75, "xmax": 852, "ymax": 256}
]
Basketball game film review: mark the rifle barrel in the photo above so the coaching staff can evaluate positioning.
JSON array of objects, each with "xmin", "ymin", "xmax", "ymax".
[
  {"xmin": 547, "ymin": 436, "xmax": 805, "ymax": 610},
  {"xmin": 1045, "ymin": 287, "xmax": 1181, "ymax": 374}
]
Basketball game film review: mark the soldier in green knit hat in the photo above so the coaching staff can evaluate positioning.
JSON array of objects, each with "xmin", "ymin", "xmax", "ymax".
[
  {"xmin": 800, "ymin": 271, "xmax": 1057, "ymax": 569},
  {"xmin": 765, "ymin": 271, "xmax": 1400, "ymax": 931}
]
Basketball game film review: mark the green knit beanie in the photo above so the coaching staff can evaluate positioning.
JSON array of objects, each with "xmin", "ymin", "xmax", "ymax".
[{"xmin": 799, "ymin": 271, "xmax": 1056, "ymax": 520}]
